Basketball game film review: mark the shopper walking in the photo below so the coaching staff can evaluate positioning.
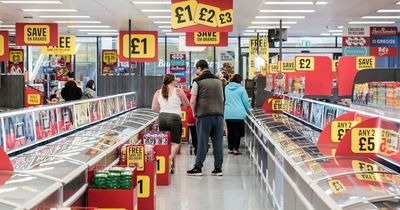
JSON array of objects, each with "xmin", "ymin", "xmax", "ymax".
[
  {"xmin": 224, "ymin": 74, "xmax": 251, "ymax": 155},
  {"xmin": 61, "ymin": 72, "xmax": 83, "ymax": 101},
  {"xmin": 187, "ymin": 60, "xmax": 225, "ymax": 176},
  {"xmin": 83, "ymin": 80, "xmax": 96, "ymax": 99},
  {"xmin": 186, "ymin": 86, "xmax": 197, "ymax": 155},
  {"xmin": 151, "ymin": 74, "xmax": 190, "ymax": 173}
]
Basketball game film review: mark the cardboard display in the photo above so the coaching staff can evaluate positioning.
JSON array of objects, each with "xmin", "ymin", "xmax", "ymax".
[{"xmin": 15, "ymin": 23, "xmax": 58, "ymax": 46}]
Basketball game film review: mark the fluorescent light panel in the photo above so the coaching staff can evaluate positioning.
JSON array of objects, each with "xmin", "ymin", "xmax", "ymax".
[
  {"xmin": 165, "ymin": 32, "xmax": 185, "ymax": 36},
  {"xmin": 349, "ymin": 21, "xmax": 395, "ymax": 24},
  {"xmin": 251, "ymin": 21, "xmax": 297, "ymax": 24},
  {"xmin": 260, "ymin": 10, "xmax": 315, "ymax": 13},
  {"xmin": 87, "ymin": 32, "xmax": 119, "ymax": 36},
  {"xmin": 329, "ymin": 29, "xmax": 342, "ymax": 32},
  {"xmin": 78, "ymin": 29, "xmax": 118, "ymax": 32},
  {"xmin": 0, "ymin": 1, "xmax": 61, "ymax": 3},
  {"xmin": 158, "ymin": 25, "xmax": 171, "ymax": 28},
  {"xmin": 162, "ymin": 29, "xmax": 172, "ymax": 32},
  {"xmin": 40, "ymin": 15, "xmax": 90, "ymax": 18},
  {"xmin": 153, "ymin": 21, "xmax": 171, "ymax": 24},
  {"xmin": 331, "ymin": 33, "xmax": 343, "ymax": 36},
  {"xmin": 132, "ymin": 1, "xmax": 170, "ymax": 4},
  {"xmin": 0, "ymin": 25, "xmax": 15, "ymax": 28},
  {"xmin": 362, "ymin": 16, "xmax": 400, "ymax": 19},
  {"xmin": 265, "ymin": 1, "xmax": 313, "ymax": 5},
  {"xmin": 148, "ymin": 16, "xmax": 170, "ymax": 19},
  {"xmin": 337, "ymin": 26, "xmax": 343, "ymax": 29},
  {"xmin": 255, "ymin": 16, "xmax": 305, "ymax": 19},
  {"xmin": 68, "ymin": 25, "xmax": 110, "ymax": 28},
  {"xmin": 55, "ymin": 20, "xmax": 101, "ymax": 23},
  {"xmin": 248, "ymin": 26, "xmax": 291, "ymax": 29},
  {"xmin": 22, "ymin": 9, "xmax": 78, "ymax": 12},
  {"xmin": 141, "ymin": 9, "xmax": 171, "ymax": 12},
  {"xmin": 320, "ymin": 33, "xmax": 330, "ymax": 36},
  {"xmin": 315, "ymin": 1, "xmax": 328, "ymax": 4},
  {"xmin": 377, "ymin": 10, "xmax": 400, "ymax": 13}
]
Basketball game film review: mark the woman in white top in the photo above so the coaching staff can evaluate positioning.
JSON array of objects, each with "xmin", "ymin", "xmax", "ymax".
[{"xmin": 152, "ymin": 74, "xmax": 190, "ymax": 173}]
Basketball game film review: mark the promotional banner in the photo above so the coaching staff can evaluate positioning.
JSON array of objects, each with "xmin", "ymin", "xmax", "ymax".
[
  {"xmin": 41, "ymin": 35, "xmax": 76, "ymax": 55},
  {"xmin": 102, "ymin": 50, "xmax": 118, "ymax": 75},
  {"xmin": 170, "ymin": 53, "xmax": 187, "ymax": 83},
  {"xmin": 55, "ymin": 55, "xmax": 72, "ymax": 81},
  {"xmin": 0, "ymin": 31, "xmax": 9, "ymax": 61},
  {"xmin": 370, "ymin": 26, "xmax": 398, "ymax": 36},
  {"xmin": 15, "ymin": 23, "xmax": 58, "ymax": 46},
  {"xmin": 186, "ymin": 32, "xmax": 228, "ymax": 46},
  {"xmin": 34, "ymin": 109, "xmax": 58, "ymax": 141},
  {"xmin": 343, "ymin": 27, "xmax": 370, "ymax": 56},
  {"xmin": 280, "ymin": 60, "xmax": 295, "ymax": 73},
  {"xmin": 25, "ymin": 86, "xmax": 43, "ymax": 107},
  {"xmin": 262, "ymin": 95, "xmax": 287, "ymax": 113},
  {"xmin": 57, "ymin": 106, "xmax": 75, "ymax": 132},
  {"xmin": 119, "ymin": 31, "xmax": 158, "ymax": 62},
  {"xmin": 171, "ymin": 0, "xmax": 233, "ymax": 32},
  {"xmin": 7, "ymin": 49, "xmax": 24, "ymax": 75},
  {"xmin": 249, "ymin": 36, "xmax": 269, "ymax": 78},
  {"xmin": 370, "ymin": 27, "xmax": 398, "ymax": 57},
  {"xmin": 342, "ymin": 37, "xmax": 370, "ymax": 47},
  {"xmin": 3, "ymin": 113, "xmax": 35, "ymax": 152}
]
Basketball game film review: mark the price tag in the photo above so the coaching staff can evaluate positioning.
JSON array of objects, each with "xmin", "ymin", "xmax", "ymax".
[
  {"xmin": 331, "ymin": 121, "xmax": 359, "ymax": 143},
  {"xmin": 295, "ymin": 57, "xmax": 315, "ymax": 71},
  {"xmin": 352, "ymin": 160, "xmax": 379, "ymax": 172},
  {"xmin": 281, "ymin": 61, "xmax": 296, "ymax": 73},
  {"xmin": 308, "ymin": 162, "xmax": 323, "ymax": 174},
  {"xmin": 328, "ymin": 179, "xmax": 346, "ymax": 194},
  {"xmin": 181, "ymin": 127, "xmax": 186, "ymax": 138},
  {"xmin": 102, "ymin": 50, "xmax": 117, "ymax": 63},
  {"xmin": 171, "ymin": 0, "xmax": 197, "ymax": 29},
  {"xmin": 194, "ymin": 3, "xmax": 220, "ymax": 27},
  {"xmin": 332, "ymin": 60, "xmax": 339, "ymax": 72},
  {"xmin": 156, "ymin": 156, "xmax": 166, "ymax": 174},
  {"xmin": 122, "ymin": 33, "xmax": 157, "ymax": 60},
  {"xmin": 137, "ymin": 175, "xmax": 150, "ymax": 198},
  {"xmin": 28, "ymin": 94, "xmax": 41, "ymax": 105},
  {"xmin": 23, "ymin": 24, "xmax": 51, "ymax": 45},
  {"xmin": 126, "ymin": 145, "xmax": 145, "ymax": 171},
  {"xmin": 351, "ymin": 128, "xmax": 379, "ymax": 154},
  {"xmin": 0, "ymin": 34, "xmax": 4, "ymax": 56},
  {"xmin": 9, "ymin": 50, "xmax": 23, "ymax": 63},
  {"xmin": 272, "ymin": 99, "xmax": 285, "ymax": 111},
  {"xmin": 181, "ymin": 111, "xmax": 186, "ymax": 121},
  {"xmin": 380, "ymin": 129, "xmax": 398, "ymax": 156},
  {"xmin": 217, "ymin": 9, "xmax": 233, "ymax": 27},
  {"xmin": 269, "ymin": 63, "xmax": 279, "ymax": 73},
  {"xmin": 356, "ymin": 56, "xmax": 375, "ymax": 71}
]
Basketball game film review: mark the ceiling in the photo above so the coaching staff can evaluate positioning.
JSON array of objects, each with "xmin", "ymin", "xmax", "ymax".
[{"xmin": 0, "ymin": 0, "xmax": 399, "ymax": 37}]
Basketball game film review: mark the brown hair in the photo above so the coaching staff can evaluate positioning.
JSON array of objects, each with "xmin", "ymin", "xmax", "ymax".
[
  {"xmin": 162, "ymin": 74, "xmax": 175, "ymax": 100},
  {"xmin": 231, "ymin": 74, "xmax": 243, "ymax": 84}
]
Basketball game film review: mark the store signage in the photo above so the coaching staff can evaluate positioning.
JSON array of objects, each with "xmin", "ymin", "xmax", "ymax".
[
  {"xmin": 171, "ymin": 0, "xmax": 233, "ymax": 32},
  {"xmin": 170, "ymin": 53, "xmax": 186, "ymax": 83},
  {"xmin": 370, "ymin": 27, "xmax": 398, "ymax": 36},
  {"xmin": 331, "ymin": 120, "xmax": 360, "ymax": 143},
  {"xmin": 0, "ymin": 31, "xmax": 9, "ymax": 61},
  {"xmin": 102, "ymin": 50, "xmax": 118, "ymax": 75},
  {"xmin": 15, "ymin": 23, "xmax": 58, "ymax": 46},
  {"xmin": 280, "ymin": 61, "xmax": 295, "ymax": 73},
  {"xmin": 332, "ymin": 60, "xmax": 338, "ymax": 72},
  {"xmin": 41, "ymin": 35, "xmax": 76, "ymax": 55},
  {"xmin": 343, "ymin": 46, "xmax": 370, "ymax": 56},
  {"xmin": 126, "ymin": 145, "xmax": 145, "ymax": 171},
  {"xmin": 370, "ymin": 46, "xmax": 398, "ymax": 57},
  {"xmin": 356, "ymin": 56, "xmax": 376, "ymax": 71},
  {"xmin": 342, "ymin": 37, "xmax": 370, "ymax": 47},
  {"xmin": 295, "ymin": 57, "xmax": 315, "ymax": 71},
  {"xmin": 248, "ymin": 36, "xmax": 269, "ymax": 78},
  {"xmin": 370, "ymin": 36, "xmax": 398, "ymax": 47},
  {"xmin": 343, "ymin": 27, "xmax": 370, "ymax": 37},
  {"xmin": 137, "ymin": 175, "xmax": 150, "ymax": 198},
  {"xmin": 186, "ymin": 32, "xmax": 228, "ymax": 46},
  {"xmin": 7, "ymin": 49, "xmax": 24, "ymax": 75},
  {"xmin": 269, "ymin": 63, "xmax": 279, "ymax": 73},
  {"xmin": 119, "ymin": 31, "xmax": 158, "ymax": 62},
  {"xmin": 328, "ymin": 179, "xmax": 346, "ymax": 194},
  {"xmin": 25, "ymin": 87, "xmax": 43, "ymax": 107}
]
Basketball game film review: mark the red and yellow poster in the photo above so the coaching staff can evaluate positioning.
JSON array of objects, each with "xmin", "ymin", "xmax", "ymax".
[
  {"xmin": 15, "ymin": 23, "xmax": 58, "ymax": 46},
  {"xmin": 41, "ymin": 35, "xmax": 76, "ymax": 55},
  {"xmin": 119, "ymin": 31, "xmax": 158, "ymax": 62},
  {"xmin": 102, "ymin": 50, "xmax": 118, "ymax": 74},
  {"xmin": 7, "ymin": 49, "xmax": 24, "ymax": 75},
  {"xmin": 0, "ymin": 31, "xmax": 9, "ymax": 61},
  {"xmin": 186, "ymin": 32, "xmax": 228, "ymax": 46},
  {"xmin": 171, "ymin": 0, "xmax": 233, "ymax": 32}
]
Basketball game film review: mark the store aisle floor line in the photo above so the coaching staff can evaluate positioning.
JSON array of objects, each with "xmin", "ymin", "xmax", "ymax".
[{"xmin": 156, "ymin": 143, "xmax": 275, "ymax": 210}]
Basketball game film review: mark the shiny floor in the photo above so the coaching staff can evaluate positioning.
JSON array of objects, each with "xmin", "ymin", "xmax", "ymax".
[{"xmin": 156, "ymin": 142, "xmax": 275, "ymax": 210}]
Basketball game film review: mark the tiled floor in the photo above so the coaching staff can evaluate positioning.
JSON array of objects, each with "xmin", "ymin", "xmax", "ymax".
[{"xmin": 156, "ymin": 143, "xmax": 275, "ymax": 210}]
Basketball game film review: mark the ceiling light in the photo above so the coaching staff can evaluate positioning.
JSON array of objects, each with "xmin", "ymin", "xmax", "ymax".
[
  {"xmin": 158, "ymin": 25, "xmax": 171, "ymax": 28},
  {"xmin": 78, "ymin": 29, "xmax": 118, "ymax": 32},
  {"xmin": 397, "ymin": 1, "xmax": 400, "ymax": 4},
  {"xmin": 255, "ymin": 16, "xmax": 305, "ymax": 19},
  {"xmin": 260, "ymin": 10, "xmax": 315, "ymax": 13},
  {"xmin": 148, "ymin": 16, "xmax": 170, "ymax": 19},
  {"xmin": 0, "ymin": 25, "xmax": 15, "ymax": 28},
  {"xmin": 245, "ymin": 30, "xmax": 254, "ymax": 32},
  {"xmin": 6, "ymin": 29, "xmax": 15, "ymax": 31},
  {"xmin": 39, "ymin": 15, "xmax": 90, "ymax": 18},
  {"xmin": 55, "ymin": 20, "xmax": 102, "ymax": 24},
  {"xmin": 0, "ymin": 1, "xmax": 62, "ymax": 3},
  {"xmin": 331, "ymin": 33, "xmax": 343, "ymax": 36},
  {"xmin": 141, "ymin": 9, "xmax": 171, "ymax": 12},
  {"xmin": 337, "ymin": 26, "xmax": 343, "ymax": 29},
  {"xmin": 251, "ymin": 21, "xmax": 297, "ymax": 24},
  {"xmin": 0, "ymin": 21, "xmax": 2, "ymax": 23},
  {"xmin": 165, "ymin": 32, "xmax": 185, "ymax": 36},
  {"xmin": 68, "ymin": 25, "xmax": 110, "ymax": 28},
  {"xmin": 315, "ymin": 1, "xmax": 328, "ymax": 4},
  {"xmin": 87, "ymin": 32, "xmax": 119, "ymax": 36},
  {"xmin": 320, "ymin": 33, "xmax": 330, "ymax": 36},
  {"xmin": 153, "ymin": 21, "xmax": 171, "ymax": 24},
  {"xmin": 162, "ymin": 29, "xmax": 171, "ymax": 32},
  {"xmin": 248, "ymin": 26, "xmax": 291, "ymax": 29},
  {"xmin": 132, "ymin": 1, "xmax": 170, "ymax": 4},
  {"xmin": 242, "ymin": 33, "xmax": 257, "ymax": 36},
  {"xmin": 377, "ymin": 10, "xmax": 400, "ymax": 13},
  {"xmin": 22, "ymin": 9, "xmax": 77, "ymax": 12},
  {"xmin": 265, "ymin": 1, "xmax": 313, "ymax": 5},
  {"xmin": 329, "ymin": 29, "xmax": 342, "ymax": 33},
  {"xmin": 362, "ymin": 16, "xmax": 400, "ymax": 19},
  {"xmin": 349, "ymin": 21, "xmax": 395, "ymax": 24}
]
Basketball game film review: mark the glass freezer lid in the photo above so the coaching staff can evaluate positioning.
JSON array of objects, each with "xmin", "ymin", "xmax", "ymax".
[
  {"xmin": 125, "ymin": 113, "xmax": 155, "ymax": 120},
  {"xmin": 318, "ymin": 173, "xmax": 400, "ymax": 208},
  {"xmin": 115, "ymin": 116, "xmax": 151, "ymax": 124},
  {"xmin": 86, "ymin": 124, "xmax": 135, "ymax": 135},
  {"xmin": 72, "ymin": 130, "xmax": 125, "ymax": 140},
  {"xmin": 286, "ymin": 145, "xmax": 333, "ymax": 163}
]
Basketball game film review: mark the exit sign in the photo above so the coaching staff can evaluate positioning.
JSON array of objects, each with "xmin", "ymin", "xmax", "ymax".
[{"xmin": 302, "ymin": 41, "xmax": 311, "ymax": 47}]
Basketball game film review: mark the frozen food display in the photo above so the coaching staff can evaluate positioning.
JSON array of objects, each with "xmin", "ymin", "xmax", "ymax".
[
  {"xmin": 34, "ymin": 108, "xmax": 58, "ymax": 141},
  {"xmin": 3, "ymin": 113, "xmax": 35, "ymax": 152}
]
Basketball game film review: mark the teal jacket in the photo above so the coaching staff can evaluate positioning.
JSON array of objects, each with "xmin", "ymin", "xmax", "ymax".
[{"xmin": 224, "ymin": 82, "xmax": 251, "ymax": 120}]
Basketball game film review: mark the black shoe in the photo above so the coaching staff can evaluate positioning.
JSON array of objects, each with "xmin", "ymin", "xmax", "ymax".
[
  {"xmin": 187, "ymin": 167, "xmax": 202, "ymax": 176},
  {"xmin": 171, "ymin": 167, "xmax": 174, "ymax": 174},
  {"xmin": 211, "ymin": 168, "xmax": 223, "ymax": 176}
]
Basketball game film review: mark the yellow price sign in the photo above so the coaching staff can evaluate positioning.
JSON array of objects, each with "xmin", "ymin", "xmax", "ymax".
[
  {"xmin": 356, "ymin": 56, "xmax": 375, "ymax": 71},
  {"xmin": 194, "ymin": 3, "xmax": 220, "ymax": 27},
  {"xmin": 122, "ymin": 33, "xmax": 157, "ymax": 59},
  {"xmin": 171, "ymin": 0, "xmax": 197, "ymax": 29},
  {"xmin": 126, "ymin": 145, "xmax": 145, "ymax": 171},
  {"xmin": 194, "ymin": 32, "xmax": 220, "ymax": 45},
  {"xmin": 137, "ymin": 175, "xmax": 150, "ymax": 198},
  {"xmin": 280, "ymin": 60, "xmax": 295, "ymax": 73},
  {"xmin": 181, "ymin": 127, "xmax": 186, "ymax": 138},
  {"xmin": 332, "ymin": 60, "xmax": 339, "ymax": 72},
  {"xmin": 181, "ymin": 111, "xmax": 187, "ymax": 121},
  {"xmin": 41, "ymin": 35, "xmax": 76, "ymax": 55},
  {"xmin": 28, "ymin": 94, "xmax": 41, "ymax": 105},
  {"xmin": 24, "ymin": 25, "xmax": 51, "ymax": 45},
  {"xmin": 217, "ymin": 9, "xmax": 233, "ymax": 27},
  {"xmin": 0, "ymin": 34, "xmax": 4, "ymax": 56},
  {"xmin": 156, "ymin": 156, "xmax": 166, "ymax": 174},
  {"xmin": 355, "ymin": 173, "xmax": 385, "ymax": 183},
  {"xmin": 269, "ymin": 63, "xmax": 279, "ymax": 73},
  {"xmin": 295, "ymin": 57, "xmax": 315, "ymax": 71},
  {"xmin": 352, "ymin": 160, "xmax": 379, "ymax": 172},
  {"xmin": 9, "ymin": 50, "xmax": 23, "ymax": 63},
  {"xmin": 328, "ymin": 179, "xmax": 346, "ymax": 194},
  {"xmin": 102, "ymin": 50, "xmax": 117, "ymax": 63},
  {"xmin": 351, "ymin": 128, "xmax": 379, "ymax": 154},
  {"xmin": 271, "ymin": 99, "xmax": 286, "ymax": 111},
  {"xmin": 331, "ymin": 121, "xmax": 359, "ymax": 143}
]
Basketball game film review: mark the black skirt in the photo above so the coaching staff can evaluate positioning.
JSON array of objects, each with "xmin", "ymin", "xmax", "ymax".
[{"xmin": 158, "ymin": 112, "xmax": 182, "ymax": 144}]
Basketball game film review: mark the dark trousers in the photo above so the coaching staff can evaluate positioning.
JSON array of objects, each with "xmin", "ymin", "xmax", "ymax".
[
  {"xmin": 226, "ymin": 120, "xmax": 245, "ymax": 151},
  {"xmin": 189, "ymin": 125, "xmax": 197, "ymax": 155}
]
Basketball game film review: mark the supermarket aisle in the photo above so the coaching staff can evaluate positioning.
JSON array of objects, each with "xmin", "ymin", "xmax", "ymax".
[{"xmin": 156, "ymin": 143, "xmax": 274, "ymax": 210}]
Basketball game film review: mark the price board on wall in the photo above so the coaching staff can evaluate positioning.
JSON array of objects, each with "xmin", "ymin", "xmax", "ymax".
[
  {"xmin": 15, "ymin": 23, "xmax": 58, "ymax": 46},
  {"xmin": 0, "ymin": 31, "xmax": 9, "ymax": 61},
  {"xmin": 119, "ymin": 31, "xmax": 158, "ymax": 62},
  {"xmin": 171, "ymin": 0, "xmax": 233, "ymax": 32},
  {"xmin": 41, "ymin": 35, "xmax": 76, "ymax": 55}
]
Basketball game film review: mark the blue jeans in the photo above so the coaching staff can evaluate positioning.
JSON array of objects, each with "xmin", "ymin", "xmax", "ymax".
[{"xmin": 195, "ymin": 115, "xmax": 224, "ymax": 169}]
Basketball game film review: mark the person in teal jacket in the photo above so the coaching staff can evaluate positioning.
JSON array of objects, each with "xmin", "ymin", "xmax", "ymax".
[{"xmin": 224, "ymin": 74, "xmax": 251, "ymax": 155}]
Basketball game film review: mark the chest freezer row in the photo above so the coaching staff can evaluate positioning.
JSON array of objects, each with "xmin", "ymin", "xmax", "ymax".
[
  {"xmin": 247, "ymin": 109, "xmax": 400, "ymax": 210},
  {"xmin": 0, "ymin": 109, "xmax": 158, "ymax": 210}
]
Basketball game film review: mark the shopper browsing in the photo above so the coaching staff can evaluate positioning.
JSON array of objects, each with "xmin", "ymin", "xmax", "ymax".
[
  {"xmin": 83, "ymin": 80, "xmax": 97, "ymax": 99},
  {"xmin": 224, "ymin": 74, "xmax": 251, "ymax": 155},
  {"xmin": 61, "ymin": 72, "xmax": 83, "ymax": 101},
  {"xmin": 187, "ymin": 60, "xmax": 225, "ymax": 176},
  {"xmin": 151, "ymin": 74, "xmax": 190, "ymax": 174}
]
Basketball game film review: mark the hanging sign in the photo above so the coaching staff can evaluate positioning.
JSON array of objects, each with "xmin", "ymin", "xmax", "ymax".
[
  {"xmin": 41, "ymin": 35, "xmax": 76, "ymax": 55},
  {"xmin": 0, "ymin": 31, "xmax": 9, "ymax": 61},
  {"xmin": 171, "ymin": 0, "xmax": 233, "ymax": 32},
  {"xmin": 7, "ymin": 49, "xmax": 24, "ymax": 75},
  {"xmin": 126, "ymin": 145, "xmax": 145, "ymax": 171},
  {"xmin": 15, "ymin": 23, "xmax": 58, "ymax": 46},
  {"xmin": 295, "ymin": 57, "xmax": 315, "ymax": 71},
  {"xmin": 356, "ymin": 56, "xmax": 376, "ymax": 71},
  {"xmin": 102, "ymin": 50, "xmax": 118, "ymax": 75},
  {"xmin": 186, "ymin": 32, "xmax": 228, "ymax": 46},
  {"xmin": 119, "ymin": 31, "xmax": 158, "ymax": 62},
  {"xmin": 269, "ymin": 63, "xmax": 279, "ymax": 74},
  {"xmin": 280, "ymin": 60, "xmax": 295, "ymax": 73},
  {"xmin": 249, "ymin": 36, "xmax": 269, "ymax": 78}
]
